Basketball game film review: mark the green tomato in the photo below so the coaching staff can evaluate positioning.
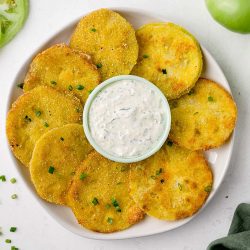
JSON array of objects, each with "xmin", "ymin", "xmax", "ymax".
[
  {"xmin": 0, "ymin": 0, "xmax": 29, "ymax": 48},
  {"xmin": 206, "ymin": 0, "xmax": 250, "ymax": 34}
]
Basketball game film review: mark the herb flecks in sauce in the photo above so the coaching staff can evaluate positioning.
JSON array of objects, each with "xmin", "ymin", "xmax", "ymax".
[{"xmin": 89, "ymin": 79, "xmax": 167, "ymax": 157}]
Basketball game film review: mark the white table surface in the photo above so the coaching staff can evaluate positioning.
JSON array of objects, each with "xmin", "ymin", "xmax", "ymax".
[{"xmin": 0, "ymin": 0, "xmax": 249, "ymax": 249}]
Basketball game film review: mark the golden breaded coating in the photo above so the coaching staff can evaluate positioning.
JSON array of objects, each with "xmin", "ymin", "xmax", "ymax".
[
  {"xmin": 129, "ymin": 142, "xmax": 213, "ymax": 220},
  {"xmin": 24, "ymin": 44, "xmax": 100, "ymax": 104},
  {"xmin": 30, "ymin": 124, "xmax": 93, "ymax": 205},
  {"xmin": 169, "ymin": 78, "xmax": 237, "ymax": 150},
  {"xmin": 131, "ymin": 22, "xmax": 203, "ymax": 100},
  {"xmin": 6, "ymin": 86, "xmax": 83, "ymax": 167},
  {"xmin": 67, "ymin": 152, "xmax": 144, "ymax": 233},
  {"xmin": 70, "ymin": 9, "xmax": 138, "ymax": 81}
]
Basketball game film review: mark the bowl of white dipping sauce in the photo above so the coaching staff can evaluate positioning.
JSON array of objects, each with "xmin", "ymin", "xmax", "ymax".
[{"xmin": 83, "ymin": 75, "xmax": 171, "ymax": 163}]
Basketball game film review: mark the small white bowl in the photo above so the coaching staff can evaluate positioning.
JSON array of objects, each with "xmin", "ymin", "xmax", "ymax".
[{"xmin": 83, "ymin": 75, "xmax": 171, "ymax": 163}]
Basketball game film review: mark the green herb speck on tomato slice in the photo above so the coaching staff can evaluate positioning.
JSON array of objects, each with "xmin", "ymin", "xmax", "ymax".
[{"xmin": 0, "ymin": 0, "xmax": 29, "ymax": 48}]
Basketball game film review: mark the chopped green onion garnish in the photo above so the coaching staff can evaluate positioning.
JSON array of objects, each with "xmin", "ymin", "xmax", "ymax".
[
  {"xmin": 0, "ymin": 175, "xmax": 6, "ymax": 182},
  {"xmin": 60, "ymin": 137, "xmax": 64, "ymax": 141},
  {"xmin": 188, "ymin": 89, "xmax": 195, "ymax": 95},
  {"xmin": 171, "ymin": 101, "xmax": 178, "ymax": 108},
  {"xmin": 17, "ymin": 83, "xmax": 24, "ymax": 89},
  {"xmin": 156, "ymin": 168, "xmax": 163, "ymax": 176},
  {"xmin": 105, "ymin": 204, "xmax": 111, "ymax": 209},
  {"xmin": 5, "ymin": 239, "xmax": 11, "ymax": 243},
  {"xmin": 11, "ymin": 194, "xmax": 17, "ymax": 199},
  {"xmin": 44, "ymin": 122, "xmax": 49, "ymax": 127},
  {"xmin": 107, "ymin": 217, "xmax": 113, "ymax": 224},
  {"xmin": 178, "ymin": 183, "xmax": 183, "ymax": 191},
  {"xmin": 115, "ymin": 206, "xmax": 121, "ymax": 212},
  {"xmin": 76, "ymin": 85, "xmax": 84, "ymax": 90},
  {"xmin": 92, "ymin": 197, "xmax": 99, "ymax": 205},
  {"xmin": 10, "ymin": 227, "xmax": 17, "ymax": 232},
  {"xmin": 111, "ymin": 198, "xmax": 121, "ymax": 212},
  {"xmin": 35, "ymin": 110, "xmax": 41, "ymax": 117},
  {"xmin": 167, "ymin": 140, "xmax": 173, "ymax": 147},
  {"xmin": 48, "ymin": 166, "xmax": 55, "ymax": 174},
  {"xmin": 204, "ymin": 185, "xmax": 212, "ymax": 193},
  {"xmin": 80, "ymin": 172, "xmax": 87, "ymax": 180},
  {"xmin": 11, "ymin": 246, "xmax": 18, "ymax": 250},
  {"xmin": 111, "ymin": 198, "xmax": 119, "ymax": 207},
  {"xmin": 68, "ymin": 85, "xmax": 73, "ymax": 91},
  {"xmin": 10, "ymin": 178, "xmax": 16, "ymax": 184},
  {"xmin": 88, "ymin": 90, "xmax": 93, "ymax": 94},
  {"xmin": 91, "ymin": 28, "xmax": 97, "ymax": 32},
  {"xmin": 96, "ymin": 63, "xmax": 102, "ymax": 68},
  {"xmin": 50, "ymin": 80, "xmax": 57, "ymax": 85},
  {"xmin": 120, "ymin": 165, "xmax": 129, "ymax": 172},
  {"xmin": 143, "ymin": 54, "xmax": 149, "ymax": 58},
  {"xmin": 162, "ymin": 69, "xmax": 167, "ymax": 74},
  {"xmin": 24, "ymin": 115, "xmax": 32, "ymax": 122},
  {"xmin": 208, "ymin": 96, "xmax": 214, "ymax": 102},
  {"xmin": 151, "ymin": 175, "xmax": 156, "ymax": 180}
]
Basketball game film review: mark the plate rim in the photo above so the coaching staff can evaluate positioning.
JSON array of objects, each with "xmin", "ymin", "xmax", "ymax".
[{"xmin": 5, "ymin": 6, "xmax": 235, "ymax": 240}]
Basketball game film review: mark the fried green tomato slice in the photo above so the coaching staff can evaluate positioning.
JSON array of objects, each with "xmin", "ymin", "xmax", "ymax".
[
  {"xmin": 131, "ymin": 22, "xmax": 203, "ymax": 100},
  {"xmin": 169, "ymin": 78, "xmax": 237, "ymax": 150},
  {"xmin": 23, "ymin": 44, "xmax": 100, "ymax": 104},
  {"xmin": 30, "ymin": 124, "xmax": 93, "ymax": 205},
  {"xmin": 129, "ymin": 142, "xmax": 213, "ymax": 221},
  {"xmin": 70, "ymin": 8, "xmax": 138, "ymax": 81},
  {"xmin": 67, "ymin": 152, "xmax": 144, "ymax": 233},
  {"xmin": 6, "ymin": 86, "xmax": 83, "ymax": 167}
]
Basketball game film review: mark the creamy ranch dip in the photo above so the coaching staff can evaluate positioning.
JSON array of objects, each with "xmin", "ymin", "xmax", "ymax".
[{"xmin": 89, "ymin": 79, "xmax": 167, "ymax": 157}]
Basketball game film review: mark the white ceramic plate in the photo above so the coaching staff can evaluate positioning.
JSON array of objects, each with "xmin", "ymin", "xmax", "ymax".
[{"xmin": 7, "ymin": 7, "xmax": 235, "ymax": 240}]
